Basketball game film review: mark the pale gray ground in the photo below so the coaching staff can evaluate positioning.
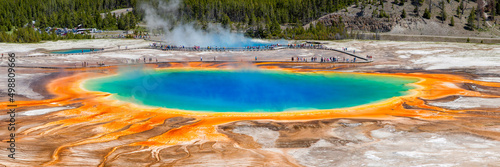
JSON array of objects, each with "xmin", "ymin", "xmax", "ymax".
[{"xmin": 1, "ymin": 39, "xmax": 500, "ymax": 166}]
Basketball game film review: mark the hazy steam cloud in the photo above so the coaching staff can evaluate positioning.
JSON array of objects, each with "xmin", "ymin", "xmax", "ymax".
[{"xmin": 140, "ymin": 0, "xmax": 273, "ymax": 47}]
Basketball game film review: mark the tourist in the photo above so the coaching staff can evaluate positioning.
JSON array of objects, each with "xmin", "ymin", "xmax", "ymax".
[
  {"xmin": 255, "ymin": 56, "xmax": 257, "ymax": 61},
  {"xmin": 291, "ymin": 57, "xmax": 294, "ymax": 61},
  {"xmin": 200, "ymin": 57, "xmax": 203, "ymax": 61}
]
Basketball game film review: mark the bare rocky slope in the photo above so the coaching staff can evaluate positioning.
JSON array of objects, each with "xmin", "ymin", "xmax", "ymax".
[{"xmin": 307, "ymin": 0, "xmax": 500, "ymax": 39}]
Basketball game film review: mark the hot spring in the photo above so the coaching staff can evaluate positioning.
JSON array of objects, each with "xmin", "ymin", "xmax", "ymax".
[
  {"xmin": 51, "ymin": 48, "xmax": 101, "ymax": 54},
  {"xmin": 84, "ymin": 69, "xmax": 417, "ymax": 112}
]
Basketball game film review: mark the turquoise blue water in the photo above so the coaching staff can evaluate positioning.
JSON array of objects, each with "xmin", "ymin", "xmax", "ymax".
[
  {"xmin": 84, "ymin": 70, "xmax": 417, "ymax": 112},
  {"xmin": 51, "ymin": 48, "xmax": 101, "ymax": 54}
]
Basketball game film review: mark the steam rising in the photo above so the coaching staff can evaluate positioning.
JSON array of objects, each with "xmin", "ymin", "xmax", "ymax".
[{"xmin": 140, "ymin": 0, "xmax": 279, "ymax": 47}]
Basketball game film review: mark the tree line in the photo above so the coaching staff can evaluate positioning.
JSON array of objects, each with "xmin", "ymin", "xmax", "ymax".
[
  {"xmin": 0, "ymin": 0, "xmax": 140, "ymax": 42},
  {"xmin": 0, "ymin": 0, "xmax": 140, "ymax": 31},
  {"xmin": 0, "ymin": 27, "xmax": 93, "ymax": 43}
]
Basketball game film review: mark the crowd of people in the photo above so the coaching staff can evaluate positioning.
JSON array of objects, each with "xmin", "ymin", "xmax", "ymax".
[
  {"xmin": 149, "ymin": 43, "xmax": 367, "ymax": 56},
  {"xmin": 149, "ymin": 42, "xmax": 332, "ymax": 51},
  {"xmin": 150, "ymin": 43, "xmax": 289, "ymax": 51},
  {"xmin": 80, "ymin": 61, "xmax": 106, "ymax": 67},
  {"xmin": 291, "ymin": 56, "xmax": 358, "ymax": 63},
  {"xmin": 146, "ymin": 42, "xmax": 371, "ymax": 63},
  {"xmin": 286, "ymin": 43, "xmax": 325, "ymax": 49}
]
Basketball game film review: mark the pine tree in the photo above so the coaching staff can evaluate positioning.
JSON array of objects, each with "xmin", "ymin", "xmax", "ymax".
[
  {"xmin": 372, "ymin": 9, "xmax": 379, "ymax": 18},
  {"xmin": 497, "ymin": 1, "xmax": 500, "ymax": 15},
  {"xmin": 221, "ymin": 14, "xmax": 231, "ymax": 29},
  {"xmin": 440, "ymin": 1, "xmax": 447, "ymax": 23},
  {"xmin": 402, "ymin": 9, "xmax": 407, "ymax": 18},
  {"xmin": 379, "ymin": 9, "xmax": 388, "ymax": 18},
  {"xmin": 414, "ymin": 5, "xmax": 418, "ymax": 14},
  {"xmin": 450, "ymin": 16, "xmax": 455, "ymax": 26},
  {"xmin": 117, "ymin": 16, "xmax": 126, "ymax": 30},
  {"xmin": 467, "ymin": 7, "xmax": 476, "ymax": 29},
  {"xmin": 244, "ymin": 14, "xmax": 249, "ymax": 26},
  {"xmin": 250, "ymin": 13, "xmax": 257, "ymax": 26},
  {"xmin": 492, "ymin": 0, "xmax": 496, "ymax": 18},
  {"xmin": 271, "ymin": 18, "xmax": 281, "ymax": 36},
  {"xmin": 423, "ymin": 8, "xmax": 431, "ymax": 19}
]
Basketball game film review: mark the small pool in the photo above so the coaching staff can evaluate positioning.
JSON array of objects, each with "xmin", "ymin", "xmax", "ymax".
[
  {"xmin": 84, "ymin": 69, "xmax": 418, "ymax": 112},
  {"xmin": 51, "ymin": 48, "xmax": 101, "ymax": 54}
]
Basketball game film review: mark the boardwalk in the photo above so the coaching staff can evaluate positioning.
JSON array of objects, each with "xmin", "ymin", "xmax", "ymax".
[
  {"xmin": 149, "ymin": 45, "xmax": 372, "ymax": 62},
  {"xmin": 21, "ymin": 44, "xmax": 372, "ymax": 62}
]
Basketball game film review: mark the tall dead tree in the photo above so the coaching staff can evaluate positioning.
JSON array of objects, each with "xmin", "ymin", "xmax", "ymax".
[
  {"xmin": 429, "ymin": 0, "xmax": 433, "ymax": 12},
  {"xmin": 464, "ymin": 0, "xmax": 469, "ymax": 17},
  {"xmin": 478, "ymin": 0, "xmax": 485, "ymax": 28}
]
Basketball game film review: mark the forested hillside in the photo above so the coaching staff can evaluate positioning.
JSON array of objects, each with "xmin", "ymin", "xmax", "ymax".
[
  {"xmin": 0, "ymin": 0, "xmax": 357, "ymax": 42},
  {"xmin": 180, "ymin": 0, "xmax": 354, "ymax": 25},
  {"xmin": 136, "ymin": 0, "xmax": 356, "ymax": 39},
  {"xmin": 2, "ymin": 0, "xmax": 497, "ymax": 43},
  {"xmin": 0, "ymin": 0, "xmax": 138, "ymax": 31}
]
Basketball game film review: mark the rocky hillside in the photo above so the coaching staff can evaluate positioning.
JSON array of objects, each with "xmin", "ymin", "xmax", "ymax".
[{"xmin": 307, "ymin": 0, "xmax": 500, "ymax": 38}]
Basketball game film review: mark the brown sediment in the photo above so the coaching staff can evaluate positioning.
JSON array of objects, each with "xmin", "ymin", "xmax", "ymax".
[{"xmin": 1, "ymin": 61, "xmax": 500, "ymax": 166}]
